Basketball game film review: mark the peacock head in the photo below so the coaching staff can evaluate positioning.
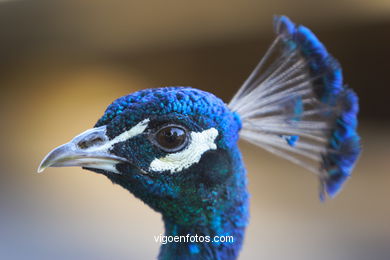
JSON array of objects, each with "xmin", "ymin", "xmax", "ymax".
[
  {"xmin": 38, "ymin": 16, "xmax": 362, "ymax": 259},
  {"xmin": 38, "ymin": 87, "xmax": 243, "ymax": 225}
]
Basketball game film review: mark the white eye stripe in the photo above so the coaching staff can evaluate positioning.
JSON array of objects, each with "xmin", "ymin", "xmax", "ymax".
[
  {"xmin": 86, "ymin": 118, "xmax": 150, "ymax": 153},
  {"xmin": 149, "ymin": 128, "xmax": 219, "ymax": 173}
]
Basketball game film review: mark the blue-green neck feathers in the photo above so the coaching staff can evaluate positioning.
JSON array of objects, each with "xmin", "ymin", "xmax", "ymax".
[{"xmin": 158, "ymin": 145, "xmax": 248, "ymax": 260}]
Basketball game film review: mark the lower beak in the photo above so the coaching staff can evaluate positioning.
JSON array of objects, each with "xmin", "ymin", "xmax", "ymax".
[{"xmin": 38, "ymin": 126, "xmax": 128, "ymax": 174}]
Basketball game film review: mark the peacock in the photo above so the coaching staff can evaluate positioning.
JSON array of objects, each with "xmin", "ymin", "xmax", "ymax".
[{"xmin": 38, "ymin": 16, "xmax": 361, "ymax": 260}]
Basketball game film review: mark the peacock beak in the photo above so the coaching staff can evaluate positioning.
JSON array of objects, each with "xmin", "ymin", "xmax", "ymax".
[{"xmin": 37, "ymin": 126, "xmax": 129, "ymax": 174}]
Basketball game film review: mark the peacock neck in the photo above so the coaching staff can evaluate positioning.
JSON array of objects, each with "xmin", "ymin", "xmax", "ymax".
[{"xmin": 158, "ymin": 147, "xmax": 249, "ymax": 260}]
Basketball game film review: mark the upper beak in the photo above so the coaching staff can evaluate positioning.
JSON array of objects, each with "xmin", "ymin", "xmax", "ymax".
[{"xmin": 38, "ymin": 126, "xmax": 128, "ymax": 174}]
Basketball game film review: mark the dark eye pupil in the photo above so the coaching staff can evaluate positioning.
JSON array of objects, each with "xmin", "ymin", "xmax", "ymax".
[{"xmin": 156, "ymin": 126, "xmax": 187, "ymax": 151}]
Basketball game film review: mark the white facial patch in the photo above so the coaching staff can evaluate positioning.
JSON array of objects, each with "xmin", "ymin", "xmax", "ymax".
[
  {"xmin": 149, "ymin": 128, "xmax": 219, "ymax": 173},
  {"xmin": 85, "ymin": 118, "xmax": 150, "ymax": 153}
]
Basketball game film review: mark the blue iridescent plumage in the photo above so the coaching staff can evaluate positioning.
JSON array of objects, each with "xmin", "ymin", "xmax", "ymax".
[
  {"xmin": 39, "ymin": 15, "xmax": 361, "ymax": 259},
  {"xmin": 94, "ymin": 87, "xmax": 248, "ymax": 259}
]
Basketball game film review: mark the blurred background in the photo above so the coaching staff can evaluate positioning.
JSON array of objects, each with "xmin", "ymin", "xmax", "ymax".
[{"xmin": 0, "ymin": 0, "xmax": 389, "ymax": 259}]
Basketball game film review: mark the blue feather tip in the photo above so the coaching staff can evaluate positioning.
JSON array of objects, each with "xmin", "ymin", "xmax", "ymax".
[
  {"xmin": 320, "ymin": 90, "xmax": 360, "ymax": 200},
  {"xmin": 274, "ymin": 15, "xmax": 361, "ymax": 200}
]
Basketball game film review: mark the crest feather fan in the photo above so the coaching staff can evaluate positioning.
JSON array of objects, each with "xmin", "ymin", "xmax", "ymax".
[{"xmin": 229, "ymin": 16, "xmax": 360, "ymax": 200}]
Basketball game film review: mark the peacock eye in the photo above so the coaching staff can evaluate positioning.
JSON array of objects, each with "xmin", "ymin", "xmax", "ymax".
[{"xmin": 154, "ymin": 125, "xmax": 188, "ymax": 152}]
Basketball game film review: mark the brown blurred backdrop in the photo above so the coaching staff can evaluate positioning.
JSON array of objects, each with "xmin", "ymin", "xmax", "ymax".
[{"xmin": 0, "ymin": 0, "xmax": 389, "ymax": 259}]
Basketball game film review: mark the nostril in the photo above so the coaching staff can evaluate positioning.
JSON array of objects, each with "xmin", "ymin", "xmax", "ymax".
[{"xmin": 78, "ymin": 137, "xmax": 104, "ymax": 149}]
